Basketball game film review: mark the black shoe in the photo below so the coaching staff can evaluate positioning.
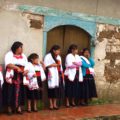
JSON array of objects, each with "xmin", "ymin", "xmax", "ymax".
[
  {"xmin": 33, "ymin": 109, "xmax": 38, "ymax": 112},
  {"xmin": 49, "ymin": 107, "xmax": 54, "ymax": 110},
  {"xmin": 27, "ymin": 110, "xmax": 32, "ymax": 113},
  {"xmin": 80, "ymin": 103, "xmax": 88, "ymax": 106},
  {"xmin": 16, "ymin": 111, "xmax": 23, "ymax": 115},
  {"xmin": 66, "ymin": 105, "xmax": 70, "ymax": 108},
  {"xmin": 54, "ymin": 107, "xmax": 59, "ymax": 110},
  {"xmin": 71, "ymin": 104, "xmax": 76, "ymax": 107}
]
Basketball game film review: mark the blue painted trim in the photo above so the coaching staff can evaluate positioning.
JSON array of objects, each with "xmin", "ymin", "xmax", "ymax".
[
  {"xmin": 44, "ymin": 16, "xmax": 96, "ymax": 37},
  {"xmin": 43, "ymin": 16, "xmax": 96, "ymax": 57},
  {"xmin": 43, "ymin": 31, "xmax": 47, "ymax": 56},
  {"xmin": 18, "ymin": 5, "xmax": 120, "ymax": 26}
]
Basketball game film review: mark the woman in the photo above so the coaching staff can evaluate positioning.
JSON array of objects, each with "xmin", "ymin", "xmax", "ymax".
[
  {"xmin": 64, "ymin": 44, "xmax": 82, "ymax": 107},
  {"xmin": 80, "ymin": 48, "xmax": 97, "ymax": 105},
  {"xmin": 44, "ymin": 45, "xmax": 64, "ymax": 110},
  {"xmin": 3, "ymin": 41, "xmax": 28, "ymax": 115}
]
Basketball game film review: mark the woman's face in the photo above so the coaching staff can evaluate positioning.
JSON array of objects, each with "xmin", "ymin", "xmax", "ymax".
[
  {"xmin": 33, "ymin": 58, "xmax": 39, "ymax": 65},
  {"xmin": 16, "ymin": 46, "xmax": 23, "ymax": 55},
  {"xmin": 83, "ymin": 50, "xmax": 90, "ymax": 58},
  {"xmin": 72, "ymin": 49, "xmax": 78, "ymax": 55},
  {"xmin": 53, "ymin": 49, "xmax": 61, "ymax": 56}
]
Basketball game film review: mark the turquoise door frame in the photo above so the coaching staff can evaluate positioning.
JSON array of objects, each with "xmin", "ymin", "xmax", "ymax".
[{"xmin": 43, "ymin": 15, "xmax": 97, "ymax": 57}]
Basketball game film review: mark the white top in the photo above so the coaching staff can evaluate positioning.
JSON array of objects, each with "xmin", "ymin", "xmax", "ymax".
[
  {"xmin": 65, "ymin": 53, "xmax": 83, "ymax": 82},
  {"xmin": 26, "ymin": 62, "xmax": 39, "ymax": 90},
  {"xmin": 5, "ymin": 51, "xmax": 28, "ymax": 84},
  {"xmin": 5, "ymin": 51, "xmax": 28, "ymax": 68},
  {"xmin": 26, "ymin": 62, "xmax": 46, "ymax": 90},
  {"xmin": 44, "ymin": 53, "xmax": 63, "ymax": 88},
  {"xmin": 0, "ymin": 71, "xmax": 3, "ymax": 88}
]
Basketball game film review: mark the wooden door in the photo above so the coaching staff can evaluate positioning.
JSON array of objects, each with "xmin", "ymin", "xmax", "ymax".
[{"xmin": 47, "ymin": 25, "xmax": 90, "ymax": 63}]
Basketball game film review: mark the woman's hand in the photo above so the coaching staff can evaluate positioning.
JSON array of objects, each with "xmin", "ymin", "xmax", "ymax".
[
  {"xmin": 51, "ymin": 63, "xmax": 59, "ymax": 67},
  {"xmin": 7, "ymin": 80, "xmax": 12, "ymax": 84},
  {"xmin": 73, "ymin": 62, "xmax": 77, "ymax": 65},
  {"xmin": 33, "ymin": 74, "xmax": 37, "ymax": 77},
  {"xmin": 16, "ymin": 67, "xmax": 23, "ymax": 73},
  {"xmin": 73, "ymin": 61, "xmax": 82, "ymax": 66},
  {"xmin": 23, "ymin": 70, "xmax": 29, "ymax": 76}
]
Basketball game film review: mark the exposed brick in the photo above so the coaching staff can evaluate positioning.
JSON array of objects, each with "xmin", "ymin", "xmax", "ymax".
[
  {"xmin": 98, "ymin": 30, "xmax": 115, "ymax": 39},
  {"xmin": 114, "ymin": 32, "xmax": 120, "ymax": 39},
  {"xmin": 105, "ymin": 52, "xmax": 120, "ymax": 60},
  {"xmin": 30, "ymin": 19, "xmax": 42, "ymax": 29},
  {"xmin": 104, "ymin": 64, "xmax": 120, "ymax": 83}
]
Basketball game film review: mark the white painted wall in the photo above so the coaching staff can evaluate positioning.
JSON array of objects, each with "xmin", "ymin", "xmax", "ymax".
[{"xmin": 0, "ymin": 10, "xmax": 43, "ymax": 64}]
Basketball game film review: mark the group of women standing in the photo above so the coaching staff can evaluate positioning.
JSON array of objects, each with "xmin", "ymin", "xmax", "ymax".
[{"xmin": 0, "ymin": 41, "xmax": 97, "ymax": 115}]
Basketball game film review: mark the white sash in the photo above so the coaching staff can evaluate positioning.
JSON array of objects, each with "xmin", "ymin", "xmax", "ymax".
[
  {"xmin": 44, "ymin": 53, "xmax": 62, "ymax": 88},
  {"xmin": 27, "ymin": 62, "xmax": 39, "ymax": 90},
  {"xmin": 65, "ymin": 54, "xmax": 83, "ymax": 82},
  {"xmin": 0, "ymin": 71, "xmax": 4, "ymax": 87}
]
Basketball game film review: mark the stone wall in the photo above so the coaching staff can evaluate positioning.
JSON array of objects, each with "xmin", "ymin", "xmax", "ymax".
[
  {"xmin": 94, "ymin": 24, "xmax": 120, "ymax": 102},
  {"xmin": 0, "ymin": 10, "xmax": 44, "ymax": 64}
]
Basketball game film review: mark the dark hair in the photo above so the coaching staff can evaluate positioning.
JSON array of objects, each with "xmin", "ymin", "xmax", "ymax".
[
  {"xmin": 49, "ymin": 45, "xmax": 61, "ymax": 63},
  {"xmin": 28, "ymin": 53, "xmax": 39, "ymax": 63},
  {"xmin": 11, "ymin": 41, "xmax": 23, "ymax": 54},
  {"xmin": 82, "ymin": 48, "xmax": 90, "ymax": 55},
  {"xmin": 67, "ymin": 44, "xmax": 78, "ymax": 54}
]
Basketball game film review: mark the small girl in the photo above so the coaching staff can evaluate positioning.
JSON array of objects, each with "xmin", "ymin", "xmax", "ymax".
[
  {"xmin": 26, "ymin": 53, "xmax": 46, "ymax": 112},
  {"xmin": 0, "ymin": 66, "xmax": 3, "ymax": 112}
]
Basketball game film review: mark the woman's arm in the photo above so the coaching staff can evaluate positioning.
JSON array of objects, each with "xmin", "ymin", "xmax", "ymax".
[
  {"xmin": 81, "ymin": 60, "xmax": 91, "ymax": 68},
  {"xmin": 6, "ymin": 64, "xmax": 22, "ymax": 72},
  {"xmin": 47, "ymin": 63, "xmax": 59, "ymax": 68},
  {"xmin": 89, "ymin": 58, "xmax": 95, "ymax": 67},
  {"xmin": 73, "ymin": 61, "xmax": 82, "ymax": 66}
]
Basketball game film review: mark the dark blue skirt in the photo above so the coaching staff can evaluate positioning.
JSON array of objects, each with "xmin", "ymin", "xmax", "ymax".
[
  {"xmin": 2, "ymin": 82, "xmax": 26, "ymax": 108},
  {"xmin": 26, "ymin": 88, "xmax": 40, "ymax": 100},
  {"xmin": 65, "ymin": 71, "xmax": 83, "ymax": 99},
  {"xmin": 82, "ymin": 74, "xmax": 97, "ymax": 99}
]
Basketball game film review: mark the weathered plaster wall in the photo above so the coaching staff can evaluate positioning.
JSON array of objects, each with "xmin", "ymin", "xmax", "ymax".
[
  {"xmin": 0, "ymin": 10, "xmax": 43, "ymax": 64},
  {"xmin": 4, "ymin": 0, "xmax": 120, "ymax": 19},
  {"xmin": 95, "ymin": 24, "xmax": 120, "ymax": 102}
]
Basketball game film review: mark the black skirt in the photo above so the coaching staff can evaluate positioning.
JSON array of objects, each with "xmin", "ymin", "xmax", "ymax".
[
  {"xmin": 26, "ymin": 76, "xmax": 43, "ymax": 100},
  {"xmin": 0, "ymin": 83, "xmax": 2, "ymax": 111},
  {"xmin": 48, "ymin": 87, "xmax": 59, "ymax": 99},
  {"xmin": 82, "ymin": 74, "xmax": 97, "ymax": 99},
  {"xmin": 2, "ymin": 75, "xmax": 26, "ymax": 108},
  {"xmin": 3, "ymin": 82, "xmax": 26, "ymax": 108},
  {"xmin": 47, "ymin": 72, "xmax": 64, "ymax": 99},
  {"xmin": 87, "ymin": 74, "xmax": 97, "ymax": 98},
  {"xmin": 65, "ymin": 70, "xmax": 84, "ymax": 99},
  {"xmin": 26, "ymin": 88, "xmax": 39, "ymax": 100}
]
